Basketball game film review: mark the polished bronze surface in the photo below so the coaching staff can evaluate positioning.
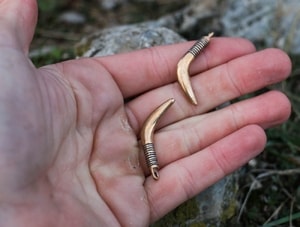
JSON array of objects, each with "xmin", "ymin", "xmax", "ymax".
[
  {"xmin": 177, "ymin": 33, "xmax": 214, "ymax": 105},
  {"xmin": 141, "ymin": 98, "xmax": 175, "ymax": 180}
]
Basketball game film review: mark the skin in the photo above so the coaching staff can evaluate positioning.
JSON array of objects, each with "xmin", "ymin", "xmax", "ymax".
[{"xmin": 0, "ymin": 0, "xmax": 292, "ymax": 226}]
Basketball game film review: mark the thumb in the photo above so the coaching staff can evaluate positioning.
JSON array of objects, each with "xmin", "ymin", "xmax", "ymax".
[{"xmin": 0, "ymin": 0, "xmax": 38, "ymax": 54}]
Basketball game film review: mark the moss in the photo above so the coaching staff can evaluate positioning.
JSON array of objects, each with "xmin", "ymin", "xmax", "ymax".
[
  {"xmin": 152, "ymin": 197, "xmax": 199, "ymax": 226},
  {"xmin": 220, "ymin": 200, "xmax": 237, "ymax": 223},
  {"xmin": 74, "ymin": 39, "xmax": 92, "ymax": 57}
]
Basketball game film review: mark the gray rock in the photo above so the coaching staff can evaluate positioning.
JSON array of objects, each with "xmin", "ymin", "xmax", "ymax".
[
  {"xmin": 152, "ymin": 174, "xmax": 239, "ymax": 227},
  {"xmin": 75, "ymin": 24, "xmax": 185, "ymax": 57},
  {"xmin": 155, "ymin": 0, "xmax": 220, "ymax": 38},
  {"xmin": 94, "ymin": 0, "xmax": 300, "ymax": 54},
  {"xmin": 153, "ymin": 0, "xmax": 300, "ymax": 53},
  {"xmin": 105, "ymin": 0, "xmax": 300, "ymax": 54},
  {"xmin": 220, "ymin": 0, "xmax": 300, "ymax": 53}
]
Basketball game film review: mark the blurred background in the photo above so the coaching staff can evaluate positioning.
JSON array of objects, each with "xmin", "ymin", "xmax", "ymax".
[{"xmin": 32, "ymin": 0, "xmax": 300, "ymax": 226}]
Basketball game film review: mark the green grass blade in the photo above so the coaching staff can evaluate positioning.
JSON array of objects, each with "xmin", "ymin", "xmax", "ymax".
[{"xmin": 262, "ymin": 211, "xmax": 300, "ymax": 227}]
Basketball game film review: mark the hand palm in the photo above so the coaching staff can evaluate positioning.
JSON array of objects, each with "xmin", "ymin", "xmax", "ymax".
[
  {"xmin": 0, "ymin": 45, "xmax": 151, "ymax": 225},
  {"xmin": 0, "ymin": 1, "xmax": 291, "ymax": 227}
]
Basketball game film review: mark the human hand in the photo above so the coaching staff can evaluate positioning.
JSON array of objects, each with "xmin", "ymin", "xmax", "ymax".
[{"xmin": 0, "ymin": 0, "xmax": 291, "ymax": 226}]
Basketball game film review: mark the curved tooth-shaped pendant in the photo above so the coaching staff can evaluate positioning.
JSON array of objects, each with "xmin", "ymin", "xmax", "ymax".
[
  {"xmin": 177, "ymin": 32, "xmax": 214, "ymax": 105},
  {"xmin": 140, "ymin": 98, "xmax": 175, "ymax": 180}
]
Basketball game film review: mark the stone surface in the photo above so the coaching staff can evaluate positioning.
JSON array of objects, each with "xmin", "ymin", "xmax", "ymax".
[
  {"xmin": 152, "ymin": 174, "xmax": 239, "ymax": 227},
  {"xmin": 75, "ymin": 24, "xmax": 185, "ymax": 57},
  {"xmin": 95, "ymin": 0, "xmax": 300, "ymax": 53},
  {"xmin": 154, "ymin": 0, "xmax": 220, "ymax": 38},
  {"xmin": 154, "ymin": 0, "xmax": 300, "ymax": 53},
  {"xmin": 220, "ymin": 0, "xmax": 300, "ymax": 54}
]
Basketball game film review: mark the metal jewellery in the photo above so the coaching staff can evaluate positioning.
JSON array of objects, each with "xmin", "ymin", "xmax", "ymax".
[
  {"xmin": 140, "ymin": 98, "xmax": 175, "ymax": 180},
  {"xmin": 177, "ymin": 32, "xmax": 214, "ymax": 105}
]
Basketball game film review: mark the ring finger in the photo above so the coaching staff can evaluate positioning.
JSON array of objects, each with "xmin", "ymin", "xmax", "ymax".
[{"xmin": 139, "ymin": 91, "xmax": 290, "ymax": 176}]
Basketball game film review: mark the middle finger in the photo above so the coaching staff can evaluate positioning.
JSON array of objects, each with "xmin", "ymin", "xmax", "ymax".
[{"xmin": 125, "ymin": 48, "xmax": 291, "ymax": 134}]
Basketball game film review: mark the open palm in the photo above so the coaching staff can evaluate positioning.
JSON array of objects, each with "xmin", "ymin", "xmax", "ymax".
[{"xmin": 0, "ymin": 1, "xmax": 292, "ymax": 226}]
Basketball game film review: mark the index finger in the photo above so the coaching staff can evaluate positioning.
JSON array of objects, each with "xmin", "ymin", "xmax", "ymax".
[{"xmin": 96, "ymin": 37, "xmax": 256, "ymax": 98}]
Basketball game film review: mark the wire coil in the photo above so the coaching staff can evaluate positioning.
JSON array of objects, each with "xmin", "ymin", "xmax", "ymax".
[
  {"xmin": 143, "ymin": 143, "xmax": 159, "ymax": 169},
  {"xmin": 188, "ymin": 37, "xmax": 210, "ymax": 57}
]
